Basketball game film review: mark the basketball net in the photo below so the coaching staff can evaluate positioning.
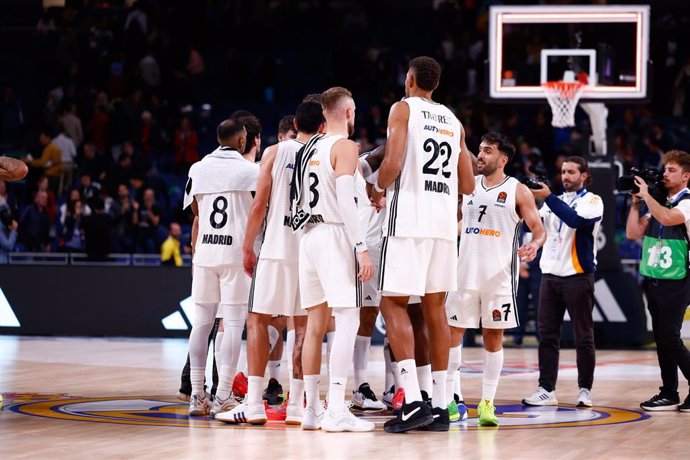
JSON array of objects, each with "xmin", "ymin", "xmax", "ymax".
[{"xmin": 542, "ymin": 81, "xmax": 586, "ymax": 128}]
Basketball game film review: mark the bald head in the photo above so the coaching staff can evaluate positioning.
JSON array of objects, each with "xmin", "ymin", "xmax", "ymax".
[{"xmin": 217, "ymin": 119, "xmax": 247, "ymax": 152}]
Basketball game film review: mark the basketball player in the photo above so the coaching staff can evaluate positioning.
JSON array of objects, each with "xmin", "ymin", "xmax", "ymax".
[
  {"xmin": 216, "ymin": 101, "xmax": 325, "ymax": 425},
  {"xmin": 0, "ymin": 156, "xmax": 28, "ymax": 181},
  {"xmin": 291, "ymin": 86, "xmax": 375, "ymax": 432},
  {"xmin": 370, "ymin": 56, "xmax": 475, "ymax": 433},
  {"xmin": 446, "ymin": 132, "xmax": 545, "ymax": 426},
  {"xmin": 277, "ymin": 115, "xmax": 297, "ymax": 141},
  {"xmin": 351, "ymin": 144, "xmax": 388, "ymax": 411},
  {"xmin": 184, "ymin": 119, "xmax": 259, "ymax": 416}
]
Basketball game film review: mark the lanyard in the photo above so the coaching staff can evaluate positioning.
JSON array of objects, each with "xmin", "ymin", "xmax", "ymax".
[
  {"xmin": 657, "ymin": 189, "xmax": 689, "ymax": 239},
  {"xmin": 557, "ymin": 188, "xmax": 588, "ymax": 233}
]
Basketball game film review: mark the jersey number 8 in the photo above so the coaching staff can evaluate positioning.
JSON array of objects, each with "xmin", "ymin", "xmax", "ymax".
[{"xmin": 210, "ymin": 196, "xmax": 229, "ymax": 229}]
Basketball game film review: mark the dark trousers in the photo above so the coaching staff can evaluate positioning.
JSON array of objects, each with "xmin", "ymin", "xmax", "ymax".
[
  {"xmin": 643, "ymin": 277, "xmax": 690, "ymax": 399},
  {"xmin": 537, "ymin": 273, "xmax": 596, "ymax": 392},
  {"xmin": 180, "ymin": 317, "xmax": 220, "ymax": 395}
]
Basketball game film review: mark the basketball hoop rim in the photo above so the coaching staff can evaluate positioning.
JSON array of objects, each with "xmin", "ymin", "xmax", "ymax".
[{"xmin": 542, "ymin": 81, "xmax": 587, "ymax": 98}]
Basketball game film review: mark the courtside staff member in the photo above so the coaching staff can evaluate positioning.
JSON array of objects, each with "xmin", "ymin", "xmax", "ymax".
[
  {"xmin": 523, "ymin": 156, "xmax": 602, "ymax": 408},
  {"xmin": 626, "ymin": 150, "xmax": 690, "ymax": 412}
]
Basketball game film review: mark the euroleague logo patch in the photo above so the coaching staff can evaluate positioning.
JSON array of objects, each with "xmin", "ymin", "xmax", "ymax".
[{"xmin": 2, "ymin": 394, "xmax": 649, "ymax": 430}]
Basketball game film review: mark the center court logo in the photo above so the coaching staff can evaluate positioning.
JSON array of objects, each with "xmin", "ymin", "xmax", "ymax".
[{"xmin": 3, "ymin": 394, "xmax": 649, "ymax": 430}]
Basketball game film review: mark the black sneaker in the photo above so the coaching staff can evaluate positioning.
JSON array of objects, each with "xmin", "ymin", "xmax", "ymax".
[
  {"xmin": 262, "ymin": 378, "xmax": 284, "ymax": 405},
  {"xmin": 678, "ymin": 394, "xmax": 690, "ymax": 413},
  {"xmin": 420, "ymin": 390, "xmax": 432, "ymax": 407},
  {"xmin": 383, "ymin": 400, "xmax": 434, "ymax": 433},
  {"xmin": 640, "ymin": 391, "xmax": 680, "ymax": 411},
  {"xmin": 418, "ymin": 406, "xmax": 450, "ymax": 432}
]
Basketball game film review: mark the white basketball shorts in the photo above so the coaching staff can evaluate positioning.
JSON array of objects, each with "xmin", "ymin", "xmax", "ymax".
[
  {"xmin": 446, "ymin": 288, "xmax": 519, "ymax": 330},
  {"xmin": 299, "ymin": 224, "xmax": 362, "ymax": 309},
  {"xmin": 379, "ymin": 236, "xmax": 457, "ymax": 297},
  {"xmin": 248, "ymin": 258, "xmax": 305, "ymax": 317},
  {"xmin": 192, "ymin": 264, "xmax": 251, "ymax": 307}
]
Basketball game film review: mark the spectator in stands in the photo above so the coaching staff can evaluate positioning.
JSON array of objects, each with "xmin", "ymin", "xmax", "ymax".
[
  {"xmin": 174, "ymin": 117, "xmax": 199, "ymax": 171},
  {"xmin": 59, "ymin": 189, "xmax": 90, "ymax": 227},
  {"xmin": 19, "ymin": 190, "xmax": 51, "ymax": 252},
  {"xmin": 27, "ymin": 131, "xmax": 62, "ymax": 190},
  {"xmin": 133, "ymin": 187, "xmax": 160, "ymax": 253},
  {"xmin": 161, "ymin": 222, "xmax": 183, "ymax": 267},
  {"xmin": 82, "ymin": 197, "xmax": 112, "ymax": 260},
  {"xmin": 111, "ymin": 183, "xmax": 136, "ymax": 252},
  {"xmin": 59, "ymin": 198, "xmax": 84, "ymax": 252},
  {"xmin": 78, "ymin": 143, "xmax": 109, "ymax": 183},
  {"xmin": 0, "ymin": 205, "xmax": 17, "ymax": 263},
  {"xmin": 87, "ymin": 101, "xmax": 109, "ymax": 152},
  {"xmin": 77, "ymin": 171, "xmax": 101, "ymax": 207},
  {"xmin": 61, "ymin": 100, "xmax": 83, "ymax": 148},
  {"xmin": 36, "ymin": 175, "xmax": 58, "ymax": 224}
]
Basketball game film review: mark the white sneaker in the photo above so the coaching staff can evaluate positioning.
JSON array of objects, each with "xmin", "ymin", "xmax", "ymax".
[
  {"xmin": 215, "ymin": 402, "xmax": 267, "ymax": 425},
  {"xmin": 352, "ymin": 383, "xmax": 387, "ymax": 411},
  {"xmin": 522, "ymin": 387, "xmax": 558, "ymax": 406},
  {"xmin": 301, "ymin": 406, "xmax": 324, "ymax": 430},
  {"xmin": 382, "ymin": 386, "xmax": 395, "ymax": 409},
  {"xmin": 577, "ymin": 388, "xmax": 593, "ymax": 407},
  {"xmin": 188, "ymin": 394, "xmax": 211, "ymax": 416},
  {"xmin": 285, "ymin": 402, "xmax": 304, "ymax": 425},
  {"xmin": 209, "ymin": 395, "xmax": 237, "ymax": 416},
  {"xmin": 322, "ymin": 409, "xmax": 375, "ymax": 432}
]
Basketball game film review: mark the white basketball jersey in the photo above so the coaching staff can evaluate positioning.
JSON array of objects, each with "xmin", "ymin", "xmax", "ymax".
[
  {"xmin": 382, "ymin": 97, "xmax": 461, "ymax": 241},
  {"xmin": 306, "ymin": 134, "xmax": 346, "ymax": 227},
  {"xmin": 194, "ymin": 190, "xmax": 253, "ymax": 268},
  {"xmin": 260, "ymin": 139, "xmax": 303, "ymax": 260},
  {"xmin": 458, "ymin": 176, "xmax": 522, "ymax": 295},
  {"xmin": 356, "ymin": 172, "xmax": 384, "ymax": 251}
]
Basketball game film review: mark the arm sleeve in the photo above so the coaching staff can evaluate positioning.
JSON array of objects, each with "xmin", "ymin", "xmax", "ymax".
[
  {"xmin": 544, "ymin": 194, "xmax": 602, "ymax": 229},
  {"xmin": 335, "ymin": 175, "xmax": 368, "ymax": 253}
]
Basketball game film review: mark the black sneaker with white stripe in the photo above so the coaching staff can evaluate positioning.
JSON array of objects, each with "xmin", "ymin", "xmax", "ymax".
[
  {"xmin": 383, "ymin": 400, "xmax": 434, "ymax": 433},
  {"xmin": 679, "ymin": 394, "xmax": 690, "ymax": 413},
  {"xmin": 418, "ymin": 406, "xmax": 450, "ymax": 432},
  {"xmin": 640, "ymin": 391, "xmax": 680, "ymax": 411}
]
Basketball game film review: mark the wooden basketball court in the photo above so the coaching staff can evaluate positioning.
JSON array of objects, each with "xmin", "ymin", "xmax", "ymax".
[{"xmin": 1, "ymin": 335, "xmax": 687, "ymax": 459}]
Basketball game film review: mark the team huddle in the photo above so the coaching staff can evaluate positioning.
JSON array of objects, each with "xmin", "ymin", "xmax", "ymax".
[{"xmin": 181, "ymin": 56, "xmax": 586, "ymax": 433}]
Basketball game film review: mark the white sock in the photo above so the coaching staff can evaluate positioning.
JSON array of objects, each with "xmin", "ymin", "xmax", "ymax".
[
  {"xmin": 417, "ymin": 364, "xmax": 432, "ymax": 398},
  {"xmin": 327, "ymin": 376, "xmax": 347, "ymax": 415},
  {"xmin": 392, "ymin": 361, "xmax": 401, "ymax": 389},
  {"xmin": 268, "ymin": 325, "xmax": 280, "ymax": 353},
  {"xmin": 289, "ymin": 378, "xmax": 304, "ymax": 407},
  {"xmin": 214, "ymin": 331, "xmax": 224, "ymax": 371},
  {"xmin": 482, "ymin": 349, "xmax": 504, "ymax": 403},
  {"xmin": 286, "ymin": 329, "xmax": 295, "ymax": 379},
  {"xmin": 447, "ymin": 344, "xmax": 462, "ymax": 404},
  {"xmin": 268, "ymin": 360, "xmax": 281, "ymax": 381},
  {"xmin": 191, "ymin": 367, "xmax": 205, "ymax": 397},
  {"xmin": 304, "ymin": 374, "xmax": 321, "ymax": 413},
  {"xmin": 383, "ymin": 338, "xmax": 395, "ymax": 391},
  {"xmin": 398, "ymin": 359, "xmax": 422, "ymax": 403},
  {"xmin": 215, "ymin": 305, "xmax": 247, "ymax": 400},
  {"xmin": 247, "ymin": 376, "xmax": 263, "ymax": 405},
  {"xmin": 353, "ymin": 335, "xmax": 371, "ymax": 388},
  {"xmin": 432, "ymin": 370, "xmax": 448, "ymax": 409},
  {"xmin": 187, "ymin": 302, "xmax": 217, "ymax": 396}
]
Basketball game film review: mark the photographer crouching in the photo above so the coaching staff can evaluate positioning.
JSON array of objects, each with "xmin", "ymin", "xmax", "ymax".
[{"xmin": 626, "ymin": 150, "xmax": 690, "ymax": 412}]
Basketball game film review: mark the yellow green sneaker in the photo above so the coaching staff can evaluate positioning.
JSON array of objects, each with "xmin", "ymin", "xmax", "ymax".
[
  {"xmin": 448, "ymin": 400, "xmax": 459, "ymax": 422},
  {"xmin": 478, "ymin": 399, "xmax": 499, "ymax": 426}
]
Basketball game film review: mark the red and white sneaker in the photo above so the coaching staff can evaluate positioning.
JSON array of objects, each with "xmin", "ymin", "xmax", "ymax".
[
  {"xmin": 392, "ymin": 387, "xmax": 405, "ymax": 412},
  {"xmin": 265, "ymin": 400, "xmax": 287, "ymax": 421},
  {"xmin": 232, "ymin": 372, "xmax": 248, "ymax": 401}
]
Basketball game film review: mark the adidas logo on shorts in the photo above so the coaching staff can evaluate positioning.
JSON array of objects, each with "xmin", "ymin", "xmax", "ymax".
[{"xmin": 450, "ymin": 315, "xmax": 458, "ymax": 321}]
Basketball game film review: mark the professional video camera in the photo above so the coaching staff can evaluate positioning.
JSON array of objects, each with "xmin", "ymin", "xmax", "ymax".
[
  {"xmin": 617, "ymin": 167, "xmax": 667, "ymax": 203},
  {"xmin": 519, "ymin": 164, "xmax": 549, "ymax": 190}
]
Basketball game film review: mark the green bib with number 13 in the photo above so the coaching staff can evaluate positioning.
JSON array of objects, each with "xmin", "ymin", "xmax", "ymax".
[{"xmin": 640, "ymin": 237, "xmax": 688, "ymax": 280}]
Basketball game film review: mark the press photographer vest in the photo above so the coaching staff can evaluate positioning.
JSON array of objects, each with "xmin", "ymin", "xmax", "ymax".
[{"xmin": 640, "ymin": 192, "xmax": 690, "ymax": 280}]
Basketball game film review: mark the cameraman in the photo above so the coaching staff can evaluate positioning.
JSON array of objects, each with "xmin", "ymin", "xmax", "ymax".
[
  {"xmin": 626, "ymin": 150, "xmax": 690, "ymax": 412},
  {"xmin": 522, "ymin": 156, "xmax": 603, "ymax": 408}
]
